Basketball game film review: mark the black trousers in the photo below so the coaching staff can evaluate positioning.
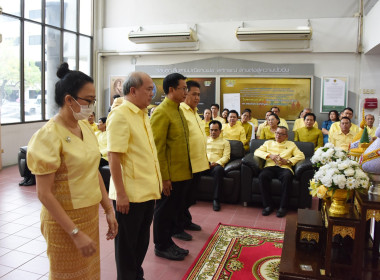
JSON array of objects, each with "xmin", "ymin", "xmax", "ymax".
[
  {"xmin": 258, "ymin": 166, "xmax": 293, "ymax": 209},
  {"xmin": 204, "ymin": 165, "xmax": 224, "ymax": 201},
  {"xmin": 113, "ymin": 200, "xmax": 154, "ymax": 280},
  {"xmin": 153, "ymin": 180, "xmax": 191, "ymax": 250}
]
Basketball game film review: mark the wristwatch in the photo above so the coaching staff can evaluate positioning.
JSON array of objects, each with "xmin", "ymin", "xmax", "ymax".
[{"xmin": 70, "ymin": 227, "xmax": 79, "ymax": 237}]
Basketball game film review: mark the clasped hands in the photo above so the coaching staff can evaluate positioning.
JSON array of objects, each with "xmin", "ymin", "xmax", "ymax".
[{"xmin": 268, "ymin": 154, "xmax": 290, "ymax": 166}]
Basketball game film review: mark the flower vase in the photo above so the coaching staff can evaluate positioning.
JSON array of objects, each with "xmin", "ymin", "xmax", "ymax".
[{"xmin": 329, "ymin": 189, "xmax": 351, "ymax": 215}]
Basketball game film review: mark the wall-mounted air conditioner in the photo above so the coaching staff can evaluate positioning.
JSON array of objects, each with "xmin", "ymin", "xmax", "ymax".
[
  {"xmin": 128, "ymin": 28, "xmax": 198, "ymax": 44},
  {"xmin": 236, "ymin": 26, "xmax": 312, "ymax": 41}
]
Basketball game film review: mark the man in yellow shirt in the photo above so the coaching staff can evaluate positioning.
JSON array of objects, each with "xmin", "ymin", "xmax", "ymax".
[
  {"xmin": 329, "ymin": 117, "xmax": 356, "ymax": 151},
  {"xmin": 292, "ymin": 108, "xmax": 319, "ymax": 131},
  {"xmin": 86, "ymin": 112, "xmax": 99, "ymax": 132},
  {"xmin": 294, "ymin": 113, "xmax": 323, "ymax": 150},
  {"xmin": 206, "ymin": 120, "xmax": 231, "ymax": 211},
  {"xmin": 256, "ymin": 111, "xmax": 272, "ymax": 138},
  {"xmin": 363, "ymin": 114, "xmax": 376, "ymax": 138},
  {"xmin": 241, "ymin": 108, "xmax": 258, "ymax": 133},
  {"xmin": 150, "ymin": 73, "xmax": 193, "ymax": 261},
  {"xmin": 329, "ymin": 107, "xmax": 359, "ymax": 136},
  {"xmin": 271, "ymin": 106, "xmax": 288, "ymax": 129},
  {"xmin": 211, "ymin": 103, "xmax": 226, "ymax": 124},
  {"xmin": 175, "ymin": 80, "xmax": 209, "ymax": 240},
  {"xmin": 107, "ymin": 72, "xmax": 162, "ymax": 279},
  {"xmin": 254, "ymin": 126, "xmax": 305, "ymax": 218}
]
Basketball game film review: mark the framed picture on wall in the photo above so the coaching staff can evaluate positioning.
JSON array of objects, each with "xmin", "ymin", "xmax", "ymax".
[
  {"xmin": 109, "ymin": 76, "xmax": 127, "ymax": 103},
  {"xmin": 320, "ymin": 76, "xmax": 348, "ymax": 113}
]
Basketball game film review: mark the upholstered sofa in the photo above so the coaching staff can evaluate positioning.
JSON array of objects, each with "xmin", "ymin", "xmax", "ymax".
[
  {"xmin": 241, "ymin": 139, "xmax": 314, "ymax": 209},
  {"xmin": 196, "ymin": 140, "xmax": 245, "ymax": 203}
]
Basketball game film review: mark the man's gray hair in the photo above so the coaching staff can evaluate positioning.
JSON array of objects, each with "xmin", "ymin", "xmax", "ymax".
[
  {"xmin": 123, "ymin": 72, "xmax": 145, "ymax": 95},
  {"xmin": 365, "ymin": 114, "xmax": 375, "ymax": 119},
  {"xmin": 277, "ymin": 126, "xmax": 288, "ymax": 134}
]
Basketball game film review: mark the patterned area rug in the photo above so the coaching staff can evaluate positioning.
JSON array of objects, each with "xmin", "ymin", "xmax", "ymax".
[{"xmin": 183, "ymin": 223, "xmax": 284, "ymax": 280}]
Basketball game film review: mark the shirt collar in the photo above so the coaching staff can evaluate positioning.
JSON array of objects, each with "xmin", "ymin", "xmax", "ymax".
[
  {"xmin": 180, "ymin": 102, "xmax": 198, "ymax": 113},
  {"xmin": 125, "ymin": 100, "xmax": 148, "ymax": 114}
]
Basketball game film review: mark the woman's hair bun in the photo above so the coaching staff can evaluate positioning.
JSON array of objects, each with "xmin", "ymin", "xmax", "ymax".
[{"xmin": 56, "ymin": 62, "xmax": 71, "ymax": 79}]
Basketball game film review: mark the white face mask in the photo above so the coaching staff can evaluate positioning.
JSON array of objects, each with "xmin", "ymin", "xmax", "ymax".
[{"xmin": 70, "ymin": 98, "xmax": 95, "ymax": 120}]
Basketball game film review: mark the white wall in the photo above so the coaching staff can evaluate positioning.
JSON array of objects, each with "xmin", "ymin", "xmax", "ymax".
[{"xmin": 1, "ymin": 122, "xmax": 46, "ymax": 166}]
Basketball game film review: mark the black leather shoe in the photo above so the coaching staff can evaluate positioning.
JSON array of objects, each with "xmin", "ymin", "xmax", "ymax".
[
  {"xmin": 213, "ymin": 200, "xmax": 220, "ymax": 211},
  {"xmin": 19, "ymin": 178, "xmax": 28, "ymax": 186},
  {"xmin": 172, "ymin": 231, "xmax": 192, "ymax": 241},
  {"xmin": 276, "ymin": 208, "xmax": 287, "ymax": 218},
  {"xmin": 23, "ymin": 177, "xmax": 35, "ymax": 186},
  {"xmin": 184, "ymin": 222, "xmax": 202, "ymax": 231},
  {"xmin": 172, "ymin": 243, "xmax": 189, "ymax": 256},
  {"xmin": 154, "ymin": 245, "xmax": 185, "ymax": 261},
  {"xmin": 262, "ymin": 206, "xmax": 274, "ymax": 216}
]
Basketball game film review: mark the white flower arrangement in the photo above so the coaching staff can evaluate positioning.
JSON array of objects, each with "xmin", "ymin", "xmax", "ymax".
[
  {"xmin": 309, "ymin": 158, "xmax": 370, "ymax": 199},
  {"xmin": 311, "ymin": 143, "xmax": 348, "ymax": 168}
]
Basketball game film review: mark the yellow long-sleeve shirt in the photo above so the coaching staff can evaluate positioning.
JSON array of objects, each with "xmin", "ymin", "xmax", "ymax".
[
  {"xmin": 222, "ymin": 123, "xmax": 247, "ymax": 145},
  {"xmin": 180, "ymin": 103, "xmax": 210, "ymax": 173},
  {"xmin": 206, "ymin": 137, "xmax": 231, "ymax": 167},
  {"xmin": 294, "ymin": 127, "xmax": 323, "ymax": 150},
  {"xmin": 292, "ymin": 118, "xmax": 319, "ymax": 131},
  {"xmin": 256, "ymin": 122, "xmax": 268, "ymax": 138},
  {"xmin": 254, "ymin": 140, "xmax": 305, "ymax": 173},
  {"xmin": 250, "ymin": 118, "xmax": 258, "ymax": 128},
  {"xmin": 328, "ymin": 130, "xmax": 356, "ymax": 151},
  {"xmin": 201, "ymin": 120, "xmax": 211, "ymax": 136}
]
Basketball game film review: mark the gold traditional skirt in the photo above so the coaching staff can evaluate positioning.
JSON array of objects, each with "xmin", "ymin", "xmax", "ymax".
[{"xmin": 40, "ymin": 204, "xmax": 100, "ymax": 280}]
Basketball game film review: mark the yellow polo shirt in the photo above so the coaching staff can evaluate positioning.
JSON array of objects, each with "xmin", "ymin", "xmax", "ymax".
[
  {"xmin": 256, "ymin": 122, "xmax": 268, "ymax": 138},
  {"xmin": 254, "ymin": 140, "xmax": 305, "ymax": 173},
  {"xmin": 361, "ymin": 126, "xmax": 376, "ymax": 138},
  {"xmin": 206, "ymin": 137, "xmax": 231, "ymax": 167},
  {"xmin": 213, "ymin": 116, "xmax": 226, "ymax": 124},
  {"xmin": 202, "ymin": 120, "xmax": 211, "ymax": 136},
  {"xmin": 328, "ymin": 130, "xmax": 356, "ymax": 151},
  {"xmin": 260, "ymin": 126, "xmax": 276, "ymax": 140},
  {"xmin": 329, "ymin": 121, "xmax": 359, "ymax": 136},
  {"xmin": 222, "ymin": 123, "xmax": 247, "ymax": 145},
  {"xmin": 294, "ymin": 127, "xmax": 323, "ymax": 150},
  {"xmin": 107, "ymin": 101, "xmax": 162, "ymax": 202},
  {"xmin": 95, "ymin": 130, "xmax": 108, "ymax": 161},
  {"xmin": 180, "ymin": 103, "xmax": 210, "ymax": 173},
  {"xmin": 292, "ymin": 118, "xmax": 319, "ymax": 131},
  {"xmin": 241, "ymin": 122, "xmax": 253, "ymax": 151}
]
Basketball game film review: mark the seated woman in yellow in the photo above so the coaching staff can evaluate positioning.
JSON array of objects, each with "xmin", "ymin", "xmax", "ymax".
[
  {"xmin": 256, "ymin": 110, "xmax": 272, "ymax": 138},
  {"xmin": 222, "ymin": 110, "xmax": 247, "ymax": 146},
  {"xmin": 239, "ymin": 109, "xmax": 254, "ymax": 151},
  {"xmin": 27, "ymin": 63, "xmax": 118, "ymax": 280},
  {"xmin": 260, "ymin": 113, "xmax": 280, "ymax": 140},
  {"xmin": 202, "ymin": 108, "xmax": 212, "ymax": 136},
  {"xmin": 95, "ymin": 117, "xmax": 108, "ymax": 168}
]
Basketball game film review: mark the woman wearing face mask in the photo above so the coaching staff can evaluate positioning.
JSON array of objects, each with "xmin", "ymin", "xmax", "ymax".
[
  {"xmin": 27, "ymin": 63, "xmax": 118, "ymax": 279},
  {"xmin": 260, "ymin": 113, "xmax": 280, "ymax": 140},
  {"xmin": 222, "ymin": 110, "xmax": 247, "ymax": 145}
]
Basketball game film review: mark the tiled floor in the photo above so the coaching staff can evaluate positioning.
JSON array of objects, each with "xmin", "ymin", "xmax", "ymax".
[{"xmin": 0, "ymin": 165, "xmax": 318, "ymax": 279}]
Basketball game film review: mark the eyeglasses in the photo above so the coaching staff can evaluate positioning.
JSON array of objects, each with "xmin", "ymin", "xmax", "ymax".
[
  {"xmin": 175, "ymin": 86, "xmax": 187, "ymax": 92},
  {"xmin": 275, "ymin": 132, "xmax": 287, "ymax": 136},
  {"xmin": 77, "ymin": 96, "xmax": 96, "ymax": 107}
]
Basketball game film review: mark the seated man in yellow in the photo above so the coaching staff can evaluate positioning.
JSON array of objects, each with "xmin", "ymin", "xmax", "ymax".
[
  {"xmin": 86, "ymin": 112, "xmax": 99, "ymax": 132},
  {"xmin": 222, "ymin": 110, "xmax": 247, "ymax": 146},
  {"xmin": 211, "ymin": 103, "xmax": 225, "ymax": 124},
  {"xmin": 329, "ymin": 107, "xmax": 359, "ymax": 136},
  {"xmin": 294, "ymin": 113, "xmax": 323, "ymax": 150},
  {"xmin": 239, "ymin": 109, "xmax": 254, "ymax": 151},
  {"xmin": 329, "ymin": 117, "xmax": 355, "ymax": 151},
  {"xmin": 240, "ymin": 108, "xmax": 258, "ymax": 133},
  {"xmin": 362, "ymin": 114, "xmax": 376, "ymax": 138},
  {"xmin": 95, "ymin": 117, "xmax": 108, "ymax": 168},
  {"xmin": 202, "ymin": 108, "xmax": 212, "ymax": 136},
  {"xmin": 206, "ymin": 120, "xmax": 231, "ymax": 211},
  {"xmin": 256, "ymin": 111, "xmax": 272, "ymax": 138},
  {"xmin": 293, "ymin": 108, "xmax": 319, "ymax": 131},
  {"xmin": 271, "ymin": 106, "xmax": 288, "ymax": 129},
  {"xmin": 254, "ymin": 126, "xmax": 305, "ymax": 218}
]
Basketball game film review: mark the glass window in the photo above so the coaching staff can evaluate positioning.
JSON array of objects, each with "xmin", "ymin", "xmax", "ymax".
[
  {"xmin": 79, "ymin": 36, "xmax": 91, "ymax": 76},
  {"xmin": 24, "ymin": 22, "xmax": 42, "ymax": 122},
  {"xmin": 25, "ymin": 0, "xmax": 41, "ymax": 22},
  {"xmin": 64, "ymin": 0, "xmax": 77, "ymax": 31},
  {"xmin": 64, "ymin": 32, "xmax": 77, "ymax": 70},
  {"xmin": 0, "ymin": 16, "xmax": 21, "ymax": 124},
  {"xmin": 0, "ymin": 0, "xmax": 21, "ymax": 16},
  {"xmin": 79, "ymin": 0, "xmax": 92, "ymax": 36},
  {"xmin": 46, "ymin": 0, "xmax": 61, "ymax": 27},
  {"xmin": 45, "ymin": 27, "xmax": 61, "ymax": 119}
]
